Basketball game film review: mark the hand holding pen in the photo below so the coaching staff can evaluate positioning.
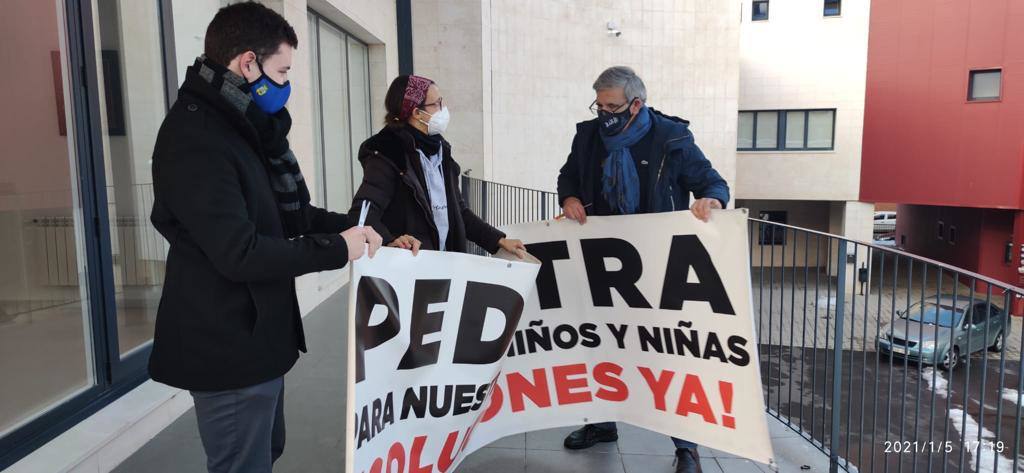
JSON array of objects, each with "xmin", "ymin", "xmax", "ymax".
[{"xmin": 340, "ymin": 201, "xmax": 383, "ymax": 261}]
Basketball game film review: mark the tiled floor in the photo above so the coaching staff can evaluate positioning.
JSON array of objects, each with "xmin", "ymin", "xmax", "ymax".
[{"xmin": 114, "ymin": 290, "xmax": 830, "ymax": 473}]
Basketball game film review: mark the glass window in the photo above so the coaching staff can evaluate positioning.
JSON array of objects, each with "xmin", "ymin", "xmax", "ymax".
[
  {"xmin": 308, "ymin": 12, "xmax": 326, "ymax": 204},
  {"xmin": 969, "ymin": 69, "xmax": 1001, "ymax": 101},
  {"xmin": 824, "ymin": 0, "xmax": 841, "ymax": 16},
  {"xmin": 347, "ymin": 37, "xmax": 371, "ymax": 189},
  {"xmin": 308, "ymin": 11, "xmax": 374, "ymax": 212},
  {"xmin": 902, "ymin": 303, "xmax": 964, "ymax": 328},
  {"xmin": 737, "ymin": 112, "xmax": 754, "ymax": 149},
  {"xmin": 317, "ymin": 20, "xmax": 353, "ymax": 212},
  {"xmin": 755, "ymin": 111, "xmax": 778, "ymax": 149},
  {"xmin": 758, "ymin": 211, "xmax": 787, "ymax": 245},
  {"xmin": 94, "ymin": 0, "xmax": 168, "ymax": 357},
  {"xmin": 785, "ymin": 111, "xmax": 806, "ymax": 148},
  {"xmin": 170, "ymin": 0, "xmax": 228, "ymax": 87},
  {"xmin": 752, "ymin": 0, "xmax": 769, "ymax": 21},
  {"xmin": 738, "ymin": 109, "xmax": 834, "ymax": 151},
  {"xmin": 806, "ymin": 110, "xmax": 834, "ymax": 148},
  {"xmin": 0, "ymin": 0, "xmax": 95, "ymax": 435}
]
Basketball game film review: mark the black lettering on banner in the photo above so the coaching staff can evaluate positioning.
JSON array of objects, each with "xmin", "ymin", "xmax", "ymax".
[
  {"xmin": 580, "ymin": 238, "xmax": 652, "ymax": 308},
  {"xmin": 398, "ymin": 279, "xmax": 452, "ymax": 370},
  {"xmin": 453, "ymin": 384, "xmax": 476, "ymax": 415},
  {"xmin": 728, "ymin": 335, "xmax": 751, "ymax": 366},
  {"xmin": 638, "ymin": 325, "xmax": 663, "ymax": 353},
  {"xmin": 401, "ymin": 386, "xmax": 427, "ymax": 420},
  {"xmin": 606, "ymin": 323, "xmax": 629, "ymax": 349},
  {"xmin": 355, "ymin": 276, "xmax": 401, "ymax": 383},
  {"xmin": 702, "ymin": 332, "xmax": 728, "ymax": 363},
  {"xmin": 673, "ymin": 325, "xmax": 703, "ymax": 358},
  {"xmin": 660, "ymin": 235, "xmax": 736, "ymax": 315},
  {"xmin": 471, "ymin": 383, "xmax": 491, "ymax": 411},
  {"xmin": 526, "ymin": 241, "xmax": 571, "ymax": 309},
  {"xmin": 524, "ymin": 321, "xmax": 552, "ymax": 353},
  {"xmin": 552, "ymin": 324, "xmax": 579, "ymax": 349},
  {"xmin": 580, "ymin": 323, "xmax": 601, "ymax": 348},
  {"xmin": 429, "ymin": 385, "xmax": 453, "ymax": 418},
  {"xmin": 453, "ymin": 281, "xmax": 525, "ymax": 364},
  {"xmin": 357, "ymin": 403, "xmax": 370, "ymax": 447}
]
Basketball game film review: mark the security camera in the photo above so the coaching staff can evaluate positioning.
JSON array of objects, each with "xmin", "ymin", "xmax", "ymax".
[{"xmin": 606, "ymin": 20, "xmax": 621, "ymax": 37}]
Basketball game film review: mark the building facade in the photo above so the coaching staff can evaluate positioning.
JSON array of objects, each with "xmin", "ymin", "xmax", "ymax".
[
  {"xmin": 0, "ymin": 0, "xmax": 398, "ymax": 469},
  {"xmin": 409, "ymin": 0, "xmax": 741, "ymax": 197},
  {"xmin": 734, "ymin": 0, "xmax": 874, "ymax": 267},
  {"xmin": 860, "ymin": 0, "xmax": 1024, "ymax": 293}
]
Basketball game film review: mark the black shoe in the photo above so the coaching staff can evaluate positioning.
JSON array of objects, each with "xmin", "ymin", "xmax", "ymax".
[
  {"xmin": 562, "ymin": 425, "xmax": 618, "ymax": 450},
  {"xmin": 673, "ymin": 447, "xmax": 702, "ymax": 473}
]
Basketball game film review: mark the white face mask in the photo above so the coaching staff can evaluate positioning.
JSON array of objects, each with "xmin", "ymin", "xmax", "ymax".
[{"xmin": 419, "ymin": 105, "xmax": 450, "ymax": 136}]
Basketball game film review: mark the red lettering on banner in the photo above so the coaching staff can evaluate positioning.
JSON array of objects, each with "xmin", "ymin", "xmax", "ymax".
[
  {"xmin": 480, "ymin": 384, "xmax": 503, "ymax": 422},
  {"xmin": 552, "ymin": 363, "xmax": 592, "ymax": 405},
  {"xmin": 507, "ymin": 368, "xmax": 552, "ymax": 412},
  {"xmin": 719, "ymin": 381, "xmax": 735, "ymax": 429},
  {"xmin": 593, "ymin": 362, "xmax": 628, "ymax": 402},
  {"xmin": 676, "ymin": 374, "xmax": 716, "ymax": 424},
  {"xmin": 637, "ymin": 367, "xmax": 675, "ymax": 411},
  {"xmin": 386, "ymin": 441, "xmax": 405, "ymax": 473},
  {"xmin": 408, "ymin": 436, "xmax": 432, "ymax": 473},
  {"xmin": 436, "ymin": 430, "xmax": 461, "ymax": 472},
  {"xmin": 368, "ymin": 458, "xmax": 383, "ymax": 473}
]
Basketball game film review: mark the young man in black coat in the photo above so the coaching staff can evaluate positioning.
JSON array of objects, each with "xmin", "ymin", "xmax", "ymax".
[
  {"xmin": 556, "ymin": 66, "xmax": 730, "ymax": 473},
  {"xmin": 149, "ymin": 4, "xmax": 381, "ymax": 472}
]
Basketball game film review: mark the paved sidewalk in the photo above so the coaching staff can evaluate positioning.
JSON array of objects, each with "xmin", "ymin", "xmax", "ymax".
[{"xmin": 114, "ymin": 290, "xmax": 832, "ymax": 473}]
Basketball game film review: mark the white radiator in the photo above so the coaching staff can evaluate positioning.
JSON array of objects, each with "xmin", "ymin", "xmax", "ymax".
[{"xmin": 26, "ymin": 216, "xmax": 166, "ymax": 287}]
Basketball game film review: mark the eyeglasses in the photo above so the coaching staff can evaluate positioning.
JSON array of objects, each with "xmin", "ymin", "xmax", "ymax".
[
  {"xmin": 420, "ymin": 97, "xmax": 444, "ymax": 112},
  {"xmin": 589, "ymin": 97, "xmax": 637, "ymax": 116}
]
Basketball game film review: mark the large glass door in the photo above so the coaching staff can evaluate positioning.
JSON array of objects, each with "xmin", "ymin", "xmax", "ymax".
[
  {"xmin": 0, "ymin": 0, "xmax": 97, "ymax": 439},
  {"xmin": 91, "ymin": 0, "xmax": 169, "ymax": 361}
]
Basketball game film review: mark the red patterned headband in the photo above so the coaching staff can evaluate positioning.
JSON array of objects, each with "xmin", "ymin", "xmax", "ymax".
[{"xmin": 400, "ymin": 75, "xmax": 434, "ymax": 121}]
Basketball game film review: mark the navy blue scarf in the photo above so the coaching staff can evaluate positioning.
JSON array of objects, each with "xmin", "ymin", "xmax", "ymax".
[{"xmin": 600, "ymin": 106, "xmax": 652, "ymax": 214}]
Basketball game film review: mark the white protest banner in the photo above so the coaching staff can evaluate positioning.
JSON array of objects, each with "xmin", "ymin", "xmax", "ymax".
[
  {"xmin": 463, "ymin": 209, "xmax": 774, "ymax": 466},
  {"xmin": 346, "ymin": 248, "xmax": 541, "ymax": 473},
  {"xmin": 347, "ymin": 209, "xmax": 773, "ymax": 472}
]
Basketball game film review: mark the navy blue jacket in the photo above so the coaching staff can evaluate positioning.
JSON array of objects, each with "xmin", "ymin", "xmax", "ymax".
[{"xmin": 557, "ymin": 108, "xmax": 729, "ymax": 214}]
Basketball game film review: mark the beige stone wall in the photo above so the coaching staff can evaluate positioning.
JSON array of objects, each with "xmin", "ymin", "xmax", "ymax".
[
  {"xmin": 413, "ymin": 0, "xmax": 741, "ymax": 195},
  {"xmin": 736, "ymin": 0, "xmax": 871, "ymax": 202}
]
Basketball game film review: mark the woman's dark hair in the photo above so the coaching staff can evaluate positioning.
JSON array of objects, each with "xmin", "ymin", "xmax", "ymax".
[
  {"xmin": 204, "ymin": 2, "xmax": 298, "ymax": 66},
  {"xmin": 384, "ymin": 75, "xmax": 413, "ymax": 126}
]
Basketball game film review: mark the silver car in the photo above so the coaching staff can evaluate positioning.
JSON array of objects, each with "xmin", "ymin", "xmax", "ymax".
[{"xmin": 876, "ymin": 295, "xmax": 1007, "ymax": 370}]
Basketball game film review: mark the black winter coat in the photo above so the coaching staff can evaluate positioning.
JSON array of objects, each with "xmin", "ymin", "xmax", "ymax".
[
  {"xmin": 350, "ymin": 125, "xmax": 505, "ymax": 254},
  {"xmin": 149, "ymin": 65, "xmax": 352, "ymax": 391}
]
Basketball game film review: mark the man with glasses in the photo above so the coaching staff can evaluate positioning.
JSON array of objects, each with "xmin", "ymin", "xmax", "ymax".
[{"xmin": 556, "ymin": 66, "xmax": 729, "ymax": 473}]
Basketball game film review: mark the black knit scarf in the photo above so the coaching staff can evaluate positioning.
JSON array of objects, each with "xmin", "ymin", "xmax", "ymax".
[
  {"xmin": 407, "ymin": 124, "xmax": 443, "ymax": 156},
  {"xmin": 195, "ymin": 57, "xmax": 311, "ymax": 237}
]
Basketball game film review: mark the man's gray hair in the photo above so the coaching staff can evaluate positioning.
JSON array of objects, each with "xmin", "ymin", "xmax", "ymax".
[{"xmin": 592, "ymin": 66, "xmax": 647, "ymax": 102}]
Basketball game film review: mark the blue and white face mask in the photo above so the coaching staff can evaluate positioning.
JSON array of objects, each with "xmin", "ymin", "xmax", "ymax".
[{"xmin": 249, "ymin": 61, "xmax": 291, "ymax": 114}]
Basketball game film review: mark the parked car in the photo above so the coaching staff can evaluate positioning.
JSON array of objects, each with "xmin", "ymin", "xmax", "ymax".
[
  {"xmin": 877, "ymin": 295, "xmax": 1007, "ymax": 370},
  {"xmin": 873, "ymin": 211, "xmax": 897, "ymax": 238}
]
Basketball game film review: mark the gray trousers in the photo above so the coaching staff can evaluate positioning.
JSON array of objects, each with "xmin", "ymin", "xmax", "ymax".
[{"xmin": 191, "ymin": 376, "xmax": 286, "ymax": 473}]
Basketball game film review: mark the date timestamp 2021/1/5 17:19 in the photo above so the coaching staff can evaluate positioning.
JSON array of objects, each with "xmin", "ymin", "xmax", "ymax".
[{"xmin": 884, "ymin": 440, "xmax": 1006, "ymax": 454}]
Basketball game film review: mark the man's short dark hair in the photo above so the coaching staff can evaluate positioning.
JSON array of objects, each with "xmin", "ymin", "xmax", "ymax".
[{"xmin": 204, "ymin": 2, "xmax": 298, "ymax": 66}]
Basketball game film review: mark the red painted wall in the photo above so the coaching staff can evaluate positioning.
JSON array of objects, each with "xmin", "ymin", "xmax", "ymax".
[
  {"xmin": 896, "ymin": 205, "xmax": 1016, "ymax": 283},
  {"xmin": 861, "ymin": 0, "xmax": 1024, "ymax": 209}
]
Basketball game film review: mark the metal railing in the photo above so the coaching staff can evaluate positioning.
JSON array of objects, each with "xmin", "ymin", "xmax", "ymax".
[{"xmin": 461, "ymin": 175, "xmax": 1024, "ymax": 473}]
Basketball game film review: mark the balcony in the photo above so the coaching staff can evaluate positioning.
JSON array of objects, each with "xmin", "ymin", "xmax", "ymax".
[{"xmin": 114, "ymin": 177, "xmax": 1024, "ymax": 473}]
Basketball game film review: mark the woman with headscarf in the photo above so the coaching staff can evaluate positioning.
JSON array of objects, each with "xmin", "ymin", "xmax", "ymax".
[{"xmin": 349, "ymin": 75, "xmax": 526, "ymax": 257}]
